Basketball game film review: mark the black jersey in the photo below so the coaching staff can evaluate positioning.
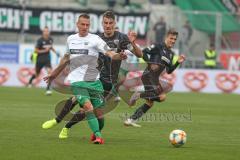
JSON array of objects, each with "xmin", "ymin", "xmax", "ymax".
[
  {"xmin": 36, "ymin": 37, "xmax": 53, "ymax": 63},
  {"xmin": 142, "ymin": 43, "xmax": 179, "ymax": 86},
  {"xmin": 98, "ymin": 31, "xmax": 131, "ymax": 84}
]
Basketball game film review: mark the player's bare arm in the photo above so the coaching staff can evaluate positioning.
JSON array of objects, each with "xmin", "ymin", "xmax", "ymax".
[
  {"xmin": 105, "ymin": 50, "xmax": 127, "ymax": 60},
  {"xmin": 43, "ymin": 54, "xmax": 70, "ymax": 84},
  {"xmin": 35, "ymin": 47, "xmax": 51, "ymax": 54},
  {"xmin": 127, "ymin": 30, "xmax": 143, "ymax": 58},
  {"xmin": 177, "ymin": 54, "xmax": 186, "ymax": 63},
  {"xmin": 50, "ymin": 47, "xmax": 61, "ymax": 57}
]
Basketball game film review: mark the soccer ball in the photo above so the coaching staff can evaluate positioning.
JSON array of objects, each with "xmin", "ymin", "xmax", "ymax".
[{"xmin": 169, "ymin": 129, "xmax": 187, "ymax": 147}]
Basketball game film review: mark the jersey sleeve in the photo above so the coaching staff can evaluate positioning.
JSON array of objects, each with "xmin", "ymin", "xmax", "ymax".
[
  {"xmin": 120, "ymin": 34, "xmax": 132, "ymax": 50},
  {"xmin": 165, "ymin": 53, "xmax": 180, "ymax": 74},
  {"xmin": 50, "ymin": 37, "xmax": 54, "ymax": 43},
  {"xmin": 96, "ymin": 36, "xmax": 109, "ymax": 55},
  {"xmin": 35, "ymin": 38, "xmax": 42, "ymax": 49},
  {"xmin": 65, "ymin": 37, "xmax": 70, "ymax": 54},
  {"xmin": 142, "ymin": 47, "xmax": 151, "ymax": 62},
  {"xmin": 146, "ymin": 45, "xmax": 161, "ymax": 64}
]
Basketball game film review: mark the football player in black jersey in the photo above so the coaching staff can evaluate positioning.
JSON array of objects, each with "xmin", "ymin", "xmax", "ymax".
[
  {"xmin": 28, "ymin": 26, "xmax": 59, "ymax": 95},
  {"xmin": 42, "ymin": 11, "xmax": 143, "ymax": 140},
  {"xmin": 124, "ymin": 29, "xmax": 186, "ymax": 127}
]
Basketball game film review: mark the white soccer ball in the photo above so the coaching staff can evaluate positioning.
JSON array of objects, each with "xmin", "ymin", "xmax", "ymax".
[{"xmin": 169, "ymin": 129, "xmax": 187, "ymax": 147}]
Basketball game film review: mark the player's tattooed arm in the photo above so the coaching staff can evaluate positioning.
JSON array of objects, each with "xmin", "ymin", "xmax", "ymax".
[
  {"xmin": 43, "ymin": 54, "xmax": 70, "ymax": 84},
  {"xmin": 127, "ymin": 30, "xmax": 143, "ymax": 58}
]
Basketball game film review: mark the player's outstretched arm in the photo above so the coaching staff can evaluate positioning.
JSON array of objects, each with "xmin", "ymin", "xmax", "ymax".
[
  {"xmin": 43, "ymin": 54, "xmax": 70, "ymax": 84},
  {"xmin": 166, "ymin": 54, "xmax": 186, "ymax": 74},
  {"xmin": 105, "ymin": 51, "xmax": 127, "ymax": 60},
  {"xmin": 50, "ymin": 47, "xmax": 61, "ymax": 58},
  {"xmin": 128, "ymin": 30, "xmax": 143, "ymax": 58}
]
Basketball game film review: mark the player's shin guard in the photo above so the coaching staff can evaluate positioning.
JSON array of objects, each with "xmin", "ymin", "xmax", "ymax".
[
  {"xmin": 86, "ymin": 112, "xmax": 101, "ymax": 137},
  {"xmin": 55, "ymin": 98, "xmax": 77, "ymax": 123},
  {"xmin": 130, "ymin": 103, "xmax": 151, "ymax": 120},
  {"xmin": 65, "ymin": 111, "xmax": 86, "ymax": 128}
]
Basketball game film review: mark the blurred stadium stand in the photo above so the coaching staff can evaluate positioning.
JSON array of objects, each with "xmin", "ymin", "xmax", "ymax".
[{"xmin": 0, "ymin": 0, "xmax": 240, "ymax": 69}]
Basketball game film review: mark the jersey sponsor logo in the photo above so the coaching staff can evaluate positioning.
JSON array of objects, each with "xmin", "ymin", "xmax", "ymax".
[
  {"xmin": 70, "ymin": 49, "xmax": 89, "ymax": 55},
  {"xmin": 71, "ymin": 42, "xmax": 82, "ymax": 45}
]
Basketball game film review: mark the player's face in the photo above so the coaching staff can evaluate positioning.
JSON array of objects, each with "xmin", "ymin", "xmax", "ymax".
[
  {"xmin": 102, "ymin": 17, "xmax": 115, "ymax": 36},
  {"xmin": 77, "ymin": 17, "xmax": 90, "ymax": 36},
  {"xmin": 165, "ymin": 34, "xmax": 177, "ymax": 48},
  {"xmin": 42, "ymin": 28, "xmax": 50, "ymax": 39}
]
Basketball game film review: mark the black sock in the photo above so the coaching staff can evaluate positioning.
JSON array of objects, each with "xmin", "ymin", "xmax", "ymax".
[
  {"xmin": 98, "ymin": 118, "xmax": 104, "ymax": 131},
  {"xmin": 65, "ymin": 111, "xmax": 86, "ymax": 128},
  {"xmin": 55, "ymin": 98, "xmax": 76, "ymax": 123},
  {"xmin": 130, "ymin": 103, "xmax": 151, "ymax": 120},
  {"xmin": 46, "ymin": 82, "xmax": 51, "ymax": 90},
  {"xmin": 28, "ymin": 74, "xmax": 36, "ymax": 84}
]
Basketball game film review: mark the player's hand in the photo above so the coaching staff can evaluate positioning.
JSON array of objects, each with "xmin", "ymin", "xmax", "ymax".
[
  {"xmin": 119, "ymin": 51, "xmax": 127, "ymax": 60},
  {"xmin": 43, "ymin": 74, "xmax": 55, "ymax": 84},
  {"xmin": 177, "ymin": 55, "xmax": 186, "ymax": 63},
  {"xmin": 45, "ymin": 47, "xmax": 51, "ymax": 52},
  {"xmin": 128, "ymin": 30, "xmax": 137, "ymax": 43}
]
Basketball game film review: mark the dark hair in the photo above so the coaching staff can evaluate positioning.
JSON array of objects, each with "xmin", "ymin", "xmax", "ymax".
[
  {"xmin": 103, "ymin": 11, "xmax": 115, "ymax": 20},
  {"xmin": 167, "ymin": 29, "xmax": 178, "ymax": 37},
  {"xmin": 78, "ymin": 13, "xmax": 90, "ymax": 20}
]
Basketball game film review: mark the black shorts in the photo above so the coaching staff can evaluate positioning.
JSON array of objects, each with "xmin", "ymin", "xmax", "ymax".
[
  {"xmin": 141, "ymin": 75, "xmax": 162, "ymax": 101},
  {"xmin": 99, "ymin": 78, "xmax": 118, "ymax": 98},
  {"xmin": 36, "ymin": 60, "xmax": 51, "ymax": 74},
  {"xmin": 141, "ymin": 77, "xmax": 172, "ymax": 101}
]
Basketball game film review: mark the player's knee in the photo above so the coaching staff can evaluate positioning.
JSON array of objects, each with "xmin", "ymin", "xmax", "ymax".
[
  {"xmin": 83, "ymin": 101, "xmax": 93, "ymax": 112},
  {"xmin": 146, "ymin": 100, "xmax": 154, "ymax": 107},
  {"xmin": 168, "ymin": 82, "xmax": 174, "ymax": 91},
  {"xmin": 159, "ymin": 94, "xmax": 166, "ymax": 101},
  {"xmin": 148, "ymin": 94, "xmax": 166, "ymax": 102},
  {"xmin": 94, "ymin": 108, "xmax": 104, "ymax": 119}
]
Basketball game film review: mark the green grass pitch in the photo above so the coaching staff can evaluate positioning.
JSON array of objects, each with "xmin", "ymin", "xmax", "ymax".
[{"xmin": 0, "ymin": 86, "xmax": 239, "ymax": 160}]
